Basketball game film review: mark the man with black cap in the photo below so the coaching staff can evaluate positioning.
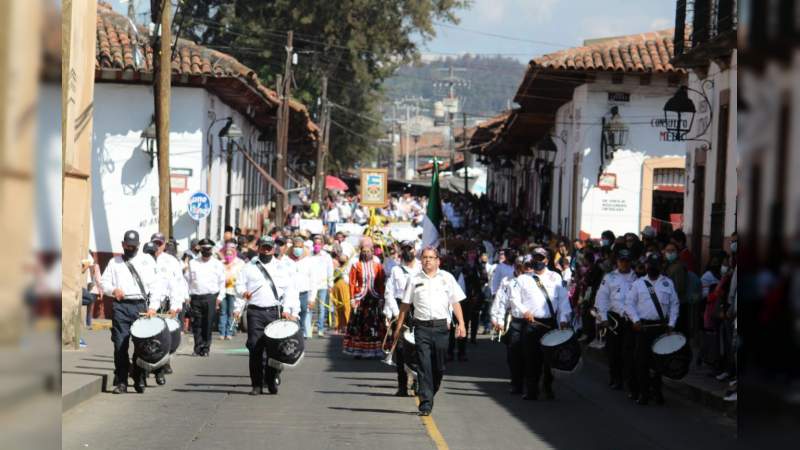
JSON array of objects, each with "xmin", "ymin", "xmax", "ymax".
[
  {"xmin": 185, "ymin": 238, "xmax": 225, "ymax": 356},
  {"xmin": 235, "ymin": 236, "xmax": 299, "ymax": 395},
  {"xmin": 595, "ymin": 248, "xmax": 638, "ymax": 392},
  {"xmin": 625, "ymin": 252, "xmax": 680, "ymax": 405},
  {"xmin": 509, "ymin": 247, "xmax": 571, "ymax": 400},
  {"xmin": 100, "ymin": 230, "xmax": 168, "ymax": 394},
  {"xmin": 149, "ymin": 233, "xmax": 188, "ymax": 382},
  {"xmin": 383, "ymin": 240, "xmax": 420, "ymax": 396}
]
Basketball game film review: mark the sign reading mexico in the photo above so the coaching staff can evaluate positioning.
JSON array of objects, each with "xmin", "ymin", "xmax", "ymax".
[
  {"xmin": 359, "ymin": 168, "xmax": 388, "ymax": 207},
  {"xmin": 188, "ymin": 192, "xmax": 212, "ymax": 221}
]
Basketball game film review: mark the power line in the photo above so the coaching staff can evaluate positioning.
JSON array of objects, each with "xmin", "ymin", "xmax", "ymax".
[{"xmin": 432, "ymin": 21, "xmax": 573, "ymax": 49}]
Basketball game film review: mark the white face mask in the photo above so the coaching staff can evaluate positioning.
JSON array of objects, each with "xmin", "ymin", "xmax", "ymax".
[{"xmin": 720, "ymin": 265, "xmax": 730, "ymax": 275}]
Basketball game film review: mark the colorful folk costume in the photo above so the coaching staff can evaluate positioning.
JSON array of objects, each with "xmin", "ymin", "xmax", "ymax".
[{"xmin": 343, "ymin": 259, "xmax": 387, "ymax": 358}]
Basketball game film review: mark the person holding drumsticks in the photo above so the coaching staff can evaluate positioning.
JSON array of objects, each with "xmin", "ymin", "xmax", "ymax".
[
  {"xmin": 393, "ymin": 246, "xmax": 466, "ymax": 416},
  {"xmin": 236, "ymin": 237, "xmax": 300, "ymax": 396}
]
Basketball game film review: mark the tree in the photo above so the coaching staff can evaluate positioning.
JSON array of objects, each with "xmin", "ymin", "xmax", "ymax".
[{"xmin": 178, "ymin": 0, "xmax": 470, "ymax": 171}]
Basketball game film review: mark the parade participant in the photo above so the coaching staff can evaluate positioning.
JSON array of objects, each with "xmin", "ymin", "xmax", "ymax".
[
  {"xmin": 310, "ymin": 234, "xmax": 334, "ymax": 337},
  {"xmin": 509, "ymin": 248, "xmax": 571, "ymax": 400},
  {"xmin": 595, "ymin": 248, "xmax": 638, "ymax": 391},
  {"xmin": 149, "ymin": 233, "xmax": 187, "ymax": 380},
  {"xmin": 383, "ymin": 240, "xmax": 421, "ymax": 396},
  {"xmin": 490, "ymin": 249, "xmax": 515, "ymax": 299},
  {"xmin": 395, "ymin": 246, "xmax": 466, "ymax": 416},
  {"xmin": 236, "ymin": 237, "xmax": 300, "ymax": 395},
  {"xmin": 625, "ymin": 253, "xmax": 680, "ymax": 406},
  {"xmin": 460, "ymin": 248, "xmax": 488, "ymax": 346},
  {"xmin": 330, "ymin": 254, "xmax": 352, "ymax": 334},
  {"xmin": 490, "ymin": 257, "xmax": 524, "ymax": 394},
  {"xmin": 480, "ymin": 252, "xmax": 496, "ymax": 333},
  {"xmin": 100, "ymin": 230, "xmax": 167, "ymax": 394},
  {"xmin": 185, "ymin": 239, "xmax": 225, "ymax": 356},
  {"xmin": 343, "ymin": 237, "xmax": 387, "ymax": 358},
  {"xmin": 220, "ymin": 243, "xmax": 246, "ymax": 340}
]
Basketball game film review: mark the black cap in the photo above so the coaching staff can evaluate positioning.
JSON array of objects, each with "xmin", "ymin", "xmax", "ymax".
[
  {"xmin": 274, "ymin": 237, "xmax": 286, "ymax": 246},
  {"xmin": 616, "ymin": 248, "xmax": 632, "ymax": 260},
  {"xmin": 646, "ymin": 252, "xmax": 662, "ymax": 265},
  {"xmin": 257, "ymin": 236, "xmax": 275, "ymax": 248},
  {"xmin": 400, "ymin": 240, "xmax": 415, "ymax": 249},
  {"xmin": 123, "ymin": 230, "xmax": 140, "ymax": 246},
  {"xmin": 532, "ymin": 247, "xmax": 548, "ymax": 259},
  {"xmin": 150, "ymin": 232, "xmax": 166, "ymax": 244},
  {"xmin": 198, "ymin": 238, "xmax": 214, "ymax": 248},
  {"xmin": 143, "ymin": 241, "xmax": 157, "ymax": 255}
]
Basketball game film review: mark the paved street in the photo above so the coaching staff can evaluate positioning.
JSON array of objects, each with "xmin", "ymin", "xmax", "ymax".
[{"xmin": 63, "ymin": 332, "xmax": 741, "ymax": 450}]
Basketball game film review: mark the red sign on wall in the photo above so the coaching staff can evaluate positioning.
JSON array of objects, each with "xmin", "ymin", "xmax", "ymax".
[{"xmin": 598, "ymin": 173, "xmax": 617, "ymax": 191}]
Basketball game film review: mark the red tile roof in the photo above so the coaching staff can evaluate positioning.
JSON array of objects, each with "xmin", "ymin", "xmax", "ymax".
[
  {"xmin": 94, "ymin": 2, "xmax": 317, "ymax": 140},
  {"xmin": 532, "ymin": 29, "xmax": 681, "ymax": 73}
]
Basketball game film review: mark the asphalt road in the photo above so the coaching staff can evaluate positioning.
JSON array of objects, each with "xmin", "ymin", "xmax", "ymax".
[{"xmin": 62, "ymin": 332, "xmax": 742, "ymax": 450}]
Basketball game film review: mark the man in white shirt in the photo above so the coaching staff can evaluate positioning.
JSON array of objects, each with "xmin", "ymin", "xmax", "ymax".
[
  {"xmin": 490, "ymin": 257, "xmax": 525, "ymax": 394},
  {"xmin": 383, "ymin": 241, "xmax": 420, "ymax": 397},
  {"xmin": 236, "ymin": 237, "xmax": 299, "ymax": 395},
  {"xmin": 149, "ymin": 232, "xmax": 188, "ymax": 383},
  {"xmin": 185, "ymin": 238, "xmax": 225, "ymax": 356},
  {"xmin": 289, "ymin": 236, "xmax": 315, "ymax": 338},
  {"xmin": 509, "ymin": 248, "xmax": 571, "ymax": 400},
  {"xmin": 595, "ymin": 248, "xmax": 638, "ymax": 392},
  {"xmin": 491, "ymin": 249, "xmax": 515, "ymax": 297},
  {"xmin": 625, "ymin": 252, "xmax": 679, "ymax": 406},
  {"xmin": 100, "ymin": 230, "xmax": 168, "ymax": 394},
  {"xmin": 310, "ymin": 234, "xmax": 334, "ymax": 337},
  {"xmin": 395, "ymin": 246, "xmax": 466, "ymax": 416}
]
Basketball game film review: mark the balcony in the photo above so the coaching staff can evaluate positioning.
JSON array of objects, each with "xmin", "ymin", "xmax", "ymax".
[{"xmin": 672, "ymin": 0, "xmax": 737, "ymax": 68}]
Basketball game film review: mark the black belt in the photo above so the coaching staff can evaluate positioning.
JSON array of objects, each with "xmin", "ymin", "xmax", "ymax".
[
  {"xmin": 248, "ymin": 305, "xmax": 280, "ymax": 311},
  {"xmin": 119, "ymin": 298, "xmax": 145, "ymax": 304},
  {"xmin": 640, "ymin": 319, "xmax": 667, "ymax": 327},
  {"xmin": 413, "ymin": 318, "xmax": 448, "ymax": 328},
  {"xmin": 511, "ymin": 316, "xmax": 554, "ymax": 323}
]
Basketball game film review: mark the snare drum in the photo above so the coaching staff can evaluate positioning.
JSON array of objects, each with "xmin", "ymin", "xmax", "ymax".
[
  {"xmin": 264, "ymin": 319, "xmax": 305, "ymax": 369},
  {"xmin": 131, "ymin": 317, "xmax": 172, "ymax": 371},
  {"xmin": 164, "ymin": 317, "xmax": 181, "ymax": 354},
  {"xmin": 540, "ymin": 329, "xmax": 582, "ymax": 372},
  {"xmin": 402, "ymin": 329, "xmax": 419, "ymax": 377},
  {"xmin": 651, "ymin": 333, "xmax": 691, "ymax": 380}
]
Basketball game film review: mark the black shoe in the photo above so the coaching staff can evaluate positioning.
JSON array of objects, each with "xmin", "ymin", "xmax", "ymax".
[
  {"xmin": 395, "ymin": 389, "xmax": 409, "ymax": 397},
  {"xmin": 249, "ymin": 387, "xmax": 263, "ymax": 396},
  {"xmin": 266, "ymin": 377, "xmax": 279, "ymax": 394},
  {"xmin": 163, "ymin": 364, "xmax": 173, "ymax": 375},
  {"xmin": 275, "ymin": 372, "xmax": 281, "ymax": 386},
  {"xmin": 112, "ymin": 384, "xmax": 127, "ymax": 394},
  {"xmin": 470, "ymin": 338, "xmax": 478, "ymax": 345},
  {"xmin": 134, "ymin": 382, "xmax": 146, "ymax": 394},
  {"xmin": 636, "ymin": 395, "xmax": 649, "ymax": 406},
  {"xmin": 522, "ymin": 393, "xmax": 538, "ymax": 401},
  {"xmin": 155, "ymin": 372, "xmax": 166, "ymax": 385},
  {"xmin": 418, "ymin": 410, "xmax": 431, "ymax": 416}
]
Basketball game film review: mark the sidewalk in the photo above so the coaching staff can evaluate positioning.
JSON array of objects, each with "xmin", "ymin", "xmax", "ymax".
[{"xmin": 582, "ymin": 342, "xmax": 737, "ymax": 417}]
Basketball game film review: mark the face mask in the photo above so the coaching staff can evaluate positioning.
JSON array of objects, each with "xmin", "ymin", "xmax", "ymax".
[
  {"xmin": 532, "ymin": 261, "xmax": 546, "ymax": 271},
  {"xmin": 224, "ymin": 254, "xmax": 235, "ymax": 263},
  {"xmin": 730, "ymin": 242, "xmax": 738, "ymax": 253},
  {"xmin": 720, "ymin": 265, "xmax": 729, "ymax": 275},
  {"xmin": 665, "ymin": 252, "xmax": 678, "ymax": 262},
  {"xmin": 201, "ymin": 249, "xmax": 213, "ymax": 258},
  {"xmin": 313, "ymin": 244, "xmax": 322, "ymax": 254},
  {"xmin": 292, "ymin": 247, "xmax": 304, "ymax": 258},
  {"xmin": 646, "ymin": 266, "xmax": 661, "ymax": 279},
  {"xmin": 601, "ymin": 239, "xmax": 610, "ymax": 247},
  {"xmin": 123, "ymin": 248, "xmax": 138, "ymax": 260},
  {"xmin": 259, "ymin": 253, "xmax": 273, "ymax": 264}
]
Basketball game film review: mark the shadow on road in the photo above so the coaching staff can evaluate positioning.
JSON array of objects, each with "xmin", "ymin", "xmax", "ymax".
[{"xmin": 328, "ymin": 406, "xmax": 416, "ymax": 415}]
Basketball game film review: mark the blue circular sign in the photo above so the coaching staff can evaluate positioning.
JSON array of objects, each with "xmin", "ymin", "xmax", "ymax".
[{"xmin": 187, "ymin": 191, "xmax": 212, "ymax": 221}]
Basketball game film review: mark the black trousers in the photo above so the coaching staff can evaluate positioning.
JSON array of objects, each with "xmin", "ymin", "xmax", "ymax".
[
  {"xmin": 621, "ymin": 319, "xmax": 639, "ymax": 396},
  {"xmin": 414, "ymin": 321, "xmax": 449, "ymax": 412},
  {"xmin": 447, "ymin": 320, "xmax": 466, "ymax": 357},
  {"xmin": 465, "ymin": 299, "xmax": 481, "ymax": 341},
  {"xmin": 605, "ymin": 312, "xmax": 624, "ymax": 385},
  {"xmin": 111, "ymin": 300, "xmax": 146, "ymax": 386},
  {"xmin": 507, "ymin": 319, "xmax": 526, "ymax": 391},
  {"xmin": 634, "ymin": 322, "xmax": 667, "ymax": 399},
  {"xmin": 246, "ymin": 306, "xmax": 280, "ymax": 388},
  {"xmin": 190, "ymin": 294, "xmax": 217, "ymax": 354},
  {"xmin": 523, "ymin": 318, "xmax": 556, "ymax": 396}
]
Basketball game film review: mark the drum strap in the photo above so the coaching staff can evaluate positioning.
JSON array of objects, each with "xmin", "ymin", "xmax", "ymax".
[
  {"xmin": 531, "ymin": 275, "xmax": 557, "ymax": 320},
  {"xmin": 255, "ymin": 262, "xmax": 281, "ymax": 303},
  {"xmin": 642, "ymin": 280, "xmax": 667, "ymax": 325},
  {"xmin": 124, "ymin": 260, "xmax": 150, "ymax": 302}
]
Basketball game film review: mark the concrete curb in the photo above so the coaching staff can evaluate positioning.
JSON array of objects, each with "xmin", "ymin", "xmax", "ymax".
[{"xmin": 582, "ymin": 343, "xmax": 737, "ymax": 417}]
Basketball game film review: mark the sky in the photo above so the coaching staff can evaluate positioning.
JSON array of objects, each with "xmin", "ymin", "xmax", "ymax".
[{"xmin": 110, "ymin": 0, "xmax": 675, "ymax": 63}]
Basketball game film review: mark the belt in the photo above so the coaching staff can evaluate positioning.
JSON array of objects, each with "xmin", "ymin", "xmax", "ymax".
[
  {"xmin": 119, "ymin": 298, "xmax": 145, "ymax": 304},
  {"xmin": 413, "ymin": 318, "xmax": 448, "ymax": 327},
  {"xmin": 248, "ymin": 305, "xmax": 280, "ymax": 311}
]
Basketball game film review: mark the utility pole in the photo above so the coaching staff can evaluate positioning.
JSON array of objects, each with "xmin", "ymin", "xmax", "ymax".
[
  {"xmin": 154, "ymin": 0, "xmax": 172, "ymax": 236},
  {"xmin": 463, "ymin": 112, "xmax": 468, "ymax": 195},
  {"xmin": 275, "ymin": 30, "xmax": 293, "ymax": 226},
  {"xmin": 404, "ymin": 105, "xmax": 410, "ymax": 180},
  {"xmin": 313, "ymin": 75, "xmax": 328, "ymax": 203}
]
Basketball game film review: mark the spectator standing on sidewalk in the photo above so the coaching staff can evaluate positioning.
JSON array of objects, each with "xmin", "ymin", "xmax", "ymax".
[
  {"xmin": 290, "ymin": 236, "xmax": 314, "ymax": 338},
  {"xmin": 220, "ymin": 243, "xmax": 246, "ymax": 340},
  {"xmin": 310, "ymin": 235, "xmax": 334, "ymax": 337}
]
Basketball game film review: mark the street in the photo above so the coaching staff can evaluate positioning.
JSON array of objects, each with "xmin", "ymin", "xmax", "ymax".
[{"xmin": 63, "ymin": 333, "xmax": 740, "ymax": 450}]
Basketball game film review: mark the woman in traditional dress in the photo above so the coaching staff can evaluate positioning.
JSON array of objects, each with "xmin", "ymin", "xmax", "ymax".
[{"xmin": 343, "ymin": 237, "xmax": 386, "ymax": 358}]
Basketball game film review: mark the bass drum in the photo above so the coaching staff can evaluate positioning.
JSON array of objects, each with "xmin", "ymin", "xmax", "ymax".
[
  {"xmin": 131, "ymin": 317, "xmax": 172, "ymax": 371},
  {"xmin": 164, "ymin": 317, "xmax": 181, "ymax": 354},
  {"xmin": 540, "ymin": 329, "xmax": 582, "ymax": 373},
  {"xmin": 651, "ymin": 333, "xmax": 692, "ymax": 380},
  {"xmin": 264, "ymin": 319, "xmax": 305, "ymax": 369},
  {"xmin": 402, "ymin": 329, "xmax": 419, "ymax": 377}
]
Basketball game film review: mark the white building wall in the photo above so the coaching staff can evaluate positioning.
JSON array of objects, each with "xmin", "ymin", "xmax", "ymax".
[{"xmin": 35, "ymin": 84, "xmax": 62, "ymax": 253}]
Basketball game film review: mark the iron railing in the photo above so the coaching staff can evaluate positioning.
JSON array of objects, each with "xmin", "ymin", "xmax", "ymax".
[{"xmin": 674, "ymin": 0, "xmax": 738, "ymax": 58}]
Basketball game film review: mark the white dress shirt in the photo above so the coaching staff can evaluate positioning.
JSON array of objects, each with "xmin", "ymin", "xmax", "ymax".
[
  {"xmin": 595, "ymin": 269, "xmax": 638, "ymax": 321},
  {"xmin": 490, "ymin": 276, "xmax": 521, "ymax": 324},
  {"xmin": 235, "ymin": 258, "xmax": 300, "ymax": 317},
  {"xmin": 508, "ymin": 270, "xmax": 571, "ymax": 324},
  {"xmin": 624, "ymin": 275, "xmax": 680, "ymax": 327},
  {"xmin": 401, "ymin": 268, "xmax": 465, "ymax": 324},
  {"xmin": 309, "ymin": 251, "xmax": 334, "ymax": 292},
  {"xmin": 491, "ymin": 262, "xmax": 515, "ymax": 295},
  {"xmin": 101, "ymin": 254, "xmax": 167, "ymax": 311},
  {"xmin": 185, "ymin": 256, "xmax": 225, "ymax": 301},
  {"xmin": 156, "ymin": 252, "xmax": 188, "ymax": 312},
  {"xmin": 383, "ymin": 261, "xmax": 420, "ymax": 319}
]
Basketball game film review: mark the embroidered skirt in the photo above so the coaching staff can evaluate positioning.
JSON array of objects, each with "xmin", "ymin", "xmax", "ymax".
[{"xmin": 343, "ymin": 294, "xmax": 386, "ymax": 358}]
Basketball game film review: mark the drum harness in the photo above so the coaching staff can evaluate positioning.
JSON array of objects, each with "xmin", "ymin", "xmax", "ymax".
[
  {"xmin": 123, "ymin": 260, "xmax": 150, "ymax": 305},
  {"xmin": 642, "ymin": 280, "xmax": 668, "ymax": 329},
  {"xmin": 530, "ymin": 274, "xmax": 557, "ymax": 330},
  {"xmin": 255, "ymin": 261, "xmax": 284, "ymax": 318}
]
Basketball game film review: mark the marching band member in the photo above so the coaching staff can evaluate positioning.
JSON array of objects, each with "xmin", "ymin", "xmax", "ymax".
[
  {"xmin": 383, "ymin": 240, "xmax": 420, "ymax": 397},
  {"xmin": 236, "ymin": 237, "xmax": 300, "ymax": 395},
  {"xmin": 595, "ymin": 248, "xmax": 638, "ymax": 392},
  {"xmin": 395, "ymin": 246, "xmax": 466, "ymax": 416},
  {"xmin": 491, "ymin": 257, "xmax": 525, "ymax": 394},
  {"xmin": 100, "ymin": 230, "xmax": 167, "ymax": 394},
  {"xmin": 149, "ymin": 233, "xmax": 187, "ymax": 382},
  {"xmin": 185, "ymin": 239, "xmax": 225, "ymax": 356},
  {"xmin": 509, "ymin": 248, "xmax": 571, "ymax": 400},
  {"xmin": 625, "ymin": 253, "xmax": 680, "ymax": 406}
]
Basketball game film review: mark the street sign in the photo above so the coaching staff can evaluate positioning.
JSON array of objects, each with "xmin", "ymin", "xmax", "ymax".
[{"xmin": 187, "ymin": 191, "xmax": 212, "ymax": 221}]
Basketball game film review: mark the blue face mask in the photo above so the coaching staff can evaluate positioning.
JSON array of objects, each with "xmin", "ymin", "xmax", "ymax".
[
  {"xmin": 293, "ymin": 247, "xmax": 304, "ymax": 258},
  {"xmin": 665, "ymin": 251, "xmax": 678, "ymax": 262},
  {"xmin": 601, "ymin": 239, "xmax": 610, "ymax": 247}
]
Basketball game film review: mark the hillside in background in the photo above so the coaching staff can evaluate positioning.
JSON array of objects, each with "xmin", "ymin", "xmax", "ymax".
[{"xmin": 382, "ymin": 54, "xmax": 528, "ymax": 118}]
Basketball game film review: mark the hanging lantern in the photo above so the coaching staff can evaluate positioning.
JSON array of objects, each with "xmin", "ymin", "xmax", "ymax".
[{"xmin": 663, "ymin": 86, "xmax": 696, "ymax": 141}]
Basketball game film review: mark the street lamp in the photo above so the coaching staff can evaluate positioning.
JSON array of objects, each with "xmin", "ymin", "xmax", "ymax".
[
  {"xmin": 663, "ymin": 86, "xmax": 695, "ymax": 141},
  {"xmin": 140, "ymin": 118, "xmax": 157, "ymax": 167},
  {"xmin": 219, "ymin": 118, "xmax": 244, "ymax": 231},
  {"xmin": 534, "ymin": 134, "xmax": 558, "ymax": 173},
  {"xmin": 602, "ymin": 106, "xmax": 628, "ymax": 161}
]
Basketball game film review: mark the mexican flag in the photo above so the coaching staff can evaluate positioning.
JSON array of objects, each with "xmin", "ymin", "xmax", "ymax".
[{"xmin": 422, "ymin": 159, "xmax": 442, "ymax": 248}]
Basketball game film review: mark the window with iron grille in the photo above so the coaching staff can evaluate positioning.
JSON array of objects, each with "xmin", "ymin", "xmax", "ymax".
[{"xmin": 653, "ymin": 168, "xmax": 686, "ymax": 188}]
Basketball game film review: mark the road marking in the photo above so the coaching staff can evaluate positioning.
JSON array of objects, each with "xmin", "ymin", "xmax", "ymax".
[{"xmin": 415, "ymin": 397, "xmax": 449, "ymax": 450}]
